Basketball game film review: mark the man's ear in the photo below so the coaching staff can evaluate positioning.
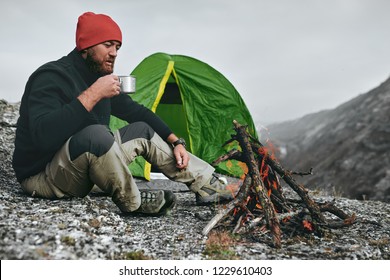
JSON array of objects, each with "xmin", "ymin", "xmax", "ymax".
[{"xmin": 81, "ymin": 49, "xmax": 87, "ymax": 59}]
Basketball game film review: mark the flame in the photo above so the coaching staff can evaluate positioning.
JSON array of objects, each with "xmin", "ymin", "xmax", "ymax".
[
  {"xmin": 272, "ymin": 180, "xmax": 278, "ymax": 190},
  {"xmin": 261, "ymin": 164, "xmax": 269, "ymax": 179},
  {"xmin": 256, "ymin": 141, "xmax": 282, "ymax": 199},
  {"xmin": 302, "ymin": 220, "xmax": 313, "ymax": 231},
  {"xmin": 257, "ymin": 146, "xmax": 267, "ymax": 157},
  {"xmin": 258, "ymin": 157, "xmax": 276, "ymax": 197},
  {"xmin": 265, "ymin": 141, "xmax": 278, "ymax": 161},
  {"xmin": 258, "ymin": 141, "xmax": 278, "ymax": 161}
]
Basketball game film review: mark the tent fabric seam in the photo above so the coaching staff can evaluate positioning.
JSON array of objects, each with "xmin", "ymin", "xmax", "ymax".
[
  {"xmin": 151, "ymin": 61, "xmax": 175, "ymax": 113},
  {"xmin": 171, "ymin": 67, "xmax": 193, "ymax": 152},
  {"xmin": 144, "ymin": 61, "xmax": 175, "ymax": 179}
]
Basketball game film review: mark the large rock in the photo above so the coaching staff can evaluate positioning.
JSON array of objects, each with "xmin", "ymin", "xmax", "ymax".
[{"xmin": 0, "ymin": 99, "xmax": 19, "ymax": 181}]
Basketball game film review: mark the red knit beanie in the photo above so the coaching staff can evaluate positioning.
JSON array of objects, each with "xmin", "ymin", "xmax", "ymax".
[{"xmin": 76, "ymin": 12, "xmax": 122, "ymax": 51}]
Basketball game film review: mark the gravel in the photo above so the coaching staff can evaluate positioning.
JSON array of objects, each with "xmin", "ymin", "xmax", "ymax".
[{"xmin": 1, "ymin": 177, "xmax": 389, "ymax": 260}]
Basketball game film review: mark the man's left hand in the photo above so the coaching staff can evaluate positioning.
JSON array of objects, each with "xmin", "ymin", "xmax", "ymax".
[{"xmin": 173, "ymin": 145, "xmax": 189, "ymax": 169}]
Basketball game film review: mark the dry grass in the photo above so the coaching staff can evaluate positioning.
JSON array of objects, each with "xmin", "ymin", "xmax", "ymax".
[
  {"xmin": 121, "ymin": 250, "xmax": 153, "ymax": 260},
  {"xmin": 203, "ymin": 230, "xmax": 240, "ymax": 260}
]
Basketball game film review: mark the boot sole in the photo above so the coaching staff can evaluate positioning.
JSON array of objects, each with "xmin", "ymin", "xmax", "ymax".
[
  {"xmin": 122, "ymin": 190, "xmax": 177, "ymax": 217},
  {"xmin": 156, "ymin": 190, "xmax": 177, "ymax": 216}
]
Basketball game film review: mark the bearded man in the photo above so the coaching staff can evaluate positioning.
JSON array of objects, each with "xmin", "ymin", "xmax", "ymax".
[{"xmin": 12, "ymin": 12, "xmax": 235, "ymax": 216}]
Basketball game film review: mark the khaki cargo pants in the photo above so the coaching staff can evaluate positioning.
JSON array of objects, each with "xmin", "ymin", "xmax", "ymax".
[{"xmin": 21, "ymin": 122, "xmax": 214, "ymax": 212}]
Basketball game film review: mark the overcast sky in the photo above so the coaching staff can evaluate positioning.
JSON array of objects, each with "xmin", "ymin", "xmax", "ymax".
[{"xmin": 1, "ymin": 0, "xmax": 390, "ymax": 124}]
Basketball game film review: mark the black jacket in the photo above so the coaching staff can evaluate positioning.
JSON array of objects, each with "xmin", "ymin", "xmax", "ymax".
[{"xmin": 12, "ymin": 48, "xmax": 172, "ymax": 182}]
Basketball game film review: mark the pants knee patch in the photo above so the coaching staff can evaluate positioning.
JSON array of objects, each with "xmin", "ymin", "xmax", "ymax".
[
  {"xmin": 119, "ymin": 122, "xmax": 155, "ymax": 144},
  {"xmin": 69, "ymin": 125, "xmax": 114, "ymax": 161}
]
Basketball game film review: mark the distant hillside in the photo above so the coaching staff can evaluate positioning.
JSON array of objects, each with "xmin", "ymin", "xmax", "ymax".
[{"xmin": 265, "ymin": 77, "xmax": 390, "ymax": 202}]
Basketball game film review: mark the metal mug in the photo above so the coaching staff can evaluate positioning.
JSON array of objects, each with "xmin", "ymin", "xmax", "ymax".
[{"xmin": 118, "ymin": 75, "xmax": 136, "ymax": 93}]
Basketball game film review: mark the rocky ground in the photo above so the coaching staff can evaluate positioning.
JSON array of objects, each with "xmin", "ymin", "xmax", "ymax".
[
  {"xmin": 1, "ymin": 178, "xmax": 389, "ymax": 260},
  {"xmin": 1, "ymin": 100, "xmax": 389, "ymax": 260}
]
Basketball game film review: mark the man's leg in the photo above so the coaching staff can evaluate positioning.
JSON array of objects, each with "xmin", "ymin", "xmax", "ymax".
[
  {"xmin": 116, "ymin": 122, "xmax": 237, "ymax": 205},
  {"xmin": 22, "ymin": 125, "xmax": 153, "ymax": 213},
  {"xmin": 20, "ymin": 125, "xmax": 141, "ymax": 212},
  {"xmin": 49, "ymin": 124, "xmax": 175, "ymax": 214},
  {"xmin": 20, "ymin": 168, "xmax": 67, "ymax": 199},
  {"xmin": 21, "ymin": 124, "xmax": 176, "ymax": 214},
  {"xmin": 62, "ymin": 124, "xmax": 142, "ymax": 212},
  {"xmin": 115, "ymin": 122, "xmax": 215, "ymax": 193}
]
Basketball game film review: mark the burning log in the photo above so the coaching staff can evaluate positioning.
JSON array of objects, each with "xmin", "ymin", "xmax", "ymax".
[{"xmin": 203, "ymin": 120, "xmax": 356, "ymax": 248}]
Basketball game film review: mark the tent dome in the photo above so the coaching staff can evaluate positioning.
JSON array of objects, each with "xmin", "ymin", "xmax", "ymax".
[{"xmin": 110, "ymin": 53, "xmax": 257, "ymax": 179}]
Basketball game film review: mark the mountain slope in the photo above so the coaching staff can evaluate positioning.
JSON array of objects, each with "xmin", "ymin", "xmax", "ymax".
[{"xmin": 266, "ymin": 77, "xmax": 390, "ymax": 202}]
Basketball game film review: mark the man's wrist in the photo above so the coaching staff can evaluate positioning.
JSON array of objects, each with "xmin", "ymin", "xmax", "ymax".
[
  {"xmin": 172, "ymin": 138, "xmax": 186, "ymax": 148},
  {"xmin": 78, "ymin": 89, "xmax": 99, "ymax": 112}
]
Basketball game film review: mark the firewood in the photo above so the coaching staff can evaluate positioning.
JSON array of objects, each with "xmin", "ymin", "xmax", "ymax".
[
  {"xmin": 202, "ymin": 174, "xmax": 251, "ymax": 236},
  {"xmin": 203, "ymin": 120, "xmax": 356, "ymax": 248},
  {"xmin": 232, "ymin": 120, "xmax": 282, "ymax": 248}
]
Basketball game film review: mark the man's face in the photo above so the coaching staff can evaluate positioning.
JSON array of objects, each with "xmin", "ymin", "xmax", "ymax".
[{"xmin": 84, "ymin": 41, "xmax": 121, "ymax": 75}]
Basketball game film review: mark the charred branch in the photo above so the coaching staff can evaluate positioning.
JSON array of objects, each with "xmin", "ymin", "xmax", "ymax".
[
  {"xmin": 211, "ymin": 149, "xmax": 244, "ymax": 165},
  {"xmin": 291, "ymin": 168, "xmax": 314, "ymax": 176}
]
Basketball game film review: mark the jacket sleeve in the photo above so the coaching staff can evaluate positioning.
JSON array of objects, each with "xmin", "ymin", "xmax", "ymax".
[
  {"xmin": 110, "ymin": 94, "xmax": 173, "ymax": 141},
  {"xmin": 27, "ymin": 70, "xmax": 91, "ymax": 152}
]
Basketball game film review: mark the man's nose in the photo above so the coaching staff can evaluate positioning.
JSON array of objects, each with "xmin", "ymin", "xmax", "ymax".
[{"xmin": 109, "ymin": 47, "xmax": 118, "ymax": 57}]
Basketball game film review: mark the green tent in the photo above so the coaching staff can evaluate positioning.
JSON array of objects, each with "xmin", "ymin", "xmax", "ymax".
[{"xmin": 110, "ymin": 53, "xmax": 257, "ymax": 180}]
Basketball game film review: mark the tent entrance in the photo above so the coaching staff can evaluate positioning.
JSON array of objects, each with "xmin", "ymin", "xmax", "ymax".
[{"xmin": 155, "ymin": 77, "xmax": 191, "ymax": 152}]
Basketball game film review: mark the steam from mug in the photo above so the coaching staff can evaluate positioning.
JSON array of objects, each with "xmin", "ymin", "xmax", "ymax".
[{"xmin": 118, "ymin": 75, "xmax": 136, "ymax": 93}]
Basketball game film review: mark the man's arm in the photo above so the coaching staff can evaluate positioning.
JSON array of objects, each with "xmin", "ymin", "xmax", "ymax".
[
  {"xmin": 78, "ymin": 75, "xmax": 121, "ymax": 112},
  {"xmin": 27, "ymin": 72, "xmax": 91, "ymax": 152}
]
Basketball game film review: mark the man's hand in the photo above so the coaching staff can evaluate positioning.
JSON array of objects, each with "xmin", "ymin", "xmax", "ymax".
[
  {"xmin": 173, "ymin": 144, "xmax": 189, "ymax": 169},
  {"xmin": 78, "ymin": 75, "xmax": 120, "ymax": 112}
]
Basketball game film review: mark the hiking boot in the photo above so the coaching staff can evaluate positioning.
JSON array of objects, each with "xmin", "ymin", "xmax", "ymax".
[
  {"xmin": 196, "ymin": 173, "xmax": 237, "ymax": 206},
  {"xmin": 134, "ymin": 189, "xmax": 176, "ymax": 216}
]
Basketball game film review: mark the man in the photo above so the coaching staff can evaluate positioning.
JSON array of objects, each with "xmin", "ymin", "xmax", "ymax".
[{"xmin": 12, "ymin": 12, "xmax": 234, "ymax": 216}]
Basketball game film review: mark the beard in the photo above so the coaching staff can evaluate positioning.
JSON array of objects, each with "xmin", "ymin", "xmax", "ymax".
[{"xmin": 84, "ymin": 49, "xmax": 115, "ymax": 75}]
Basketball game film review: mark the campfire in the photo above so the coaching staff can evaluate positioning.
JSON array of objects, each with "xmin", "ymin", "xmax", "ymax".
[{"xmin": 203, "ymin": 120, "xmax": 356, "ymax": 248}]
